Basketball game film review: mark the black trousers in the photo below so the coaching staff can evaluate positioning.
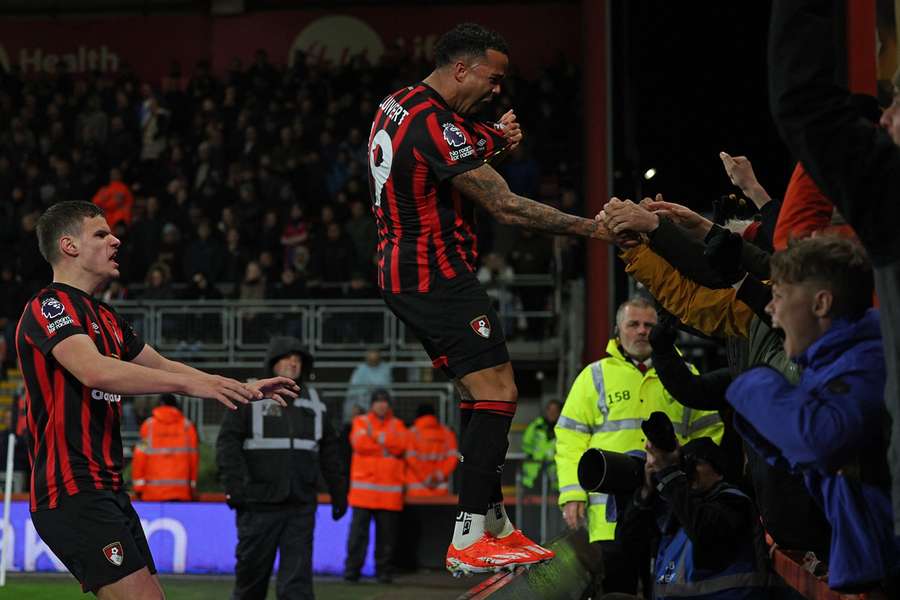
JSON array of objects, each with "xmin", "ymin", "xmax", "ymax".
[
  {"xmin": 344, "ymin": 507, "xmax": 399, "ymax": 578},
  {"xmin": 232, "ymin": 503, "xmax": 316, "ymax": 600}
]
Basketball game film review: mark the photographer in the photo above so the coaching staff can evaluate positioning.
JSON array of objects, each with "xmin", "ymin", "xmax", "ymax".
[
  {"xmin": 556, "ymin": 298, "xmax": 723, "ymax": 595},
  {"xmin": 617, "ymin": 437, "xmax": 771, "ymax": 599}
]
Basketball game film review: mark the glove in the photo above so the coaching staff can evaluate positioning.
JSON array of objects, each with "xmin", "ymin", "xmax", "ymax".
[
  {"xmin": 704, "ymin": 225, "xmax": 746, "ymax": 285},
  {"xmin": 712, "ymin": 193, "xmax": 751, "ymax": 225},
  {"xmin": 648, "ymin": 313, "xmax": 678, "ymax": 352},
  {"xmin": 225, "ymin": 491, "xmax": 245, "ymax": 510},
  {"xmin": 332, "ymin": 496, "xmax": 349, "ymax": 521}
]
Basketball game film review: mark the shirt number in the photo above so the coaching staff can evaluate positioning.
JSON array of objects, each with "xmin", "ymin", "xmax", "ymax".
[{"xmin": 369, "ymin": 128, "xmax": 393, "ymax": 207}]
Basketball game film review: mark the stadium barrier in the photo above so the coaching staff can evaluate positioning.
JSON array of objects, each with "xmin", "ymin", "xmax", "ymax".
[
  {"xmin": 0, "ymin": 499, "xmax": 375, "ymax": 576},
  {"xmin": 112, "ymin": 276, "xmax": 562, "ymax": 368}
]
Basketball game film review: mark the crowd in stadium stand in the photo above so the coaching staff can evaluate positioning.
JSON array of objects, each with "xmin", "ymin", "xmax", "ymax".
[
  {"xmin": 0, "ymin": 48, "xmax": 585, "ymax": 374},
  {"xmin": 0, "ymin": 48, "xmax": 583, "ymax": 306}
]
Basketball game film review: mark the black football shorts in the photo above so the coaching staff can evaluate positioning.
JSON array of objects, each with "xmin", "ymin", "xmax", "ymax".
[
  {"xmin": 382, "ymin": 273, "xmax": 509, "ymax": 379},
  {"xmin": 31, "ymin": 490, "xmax": 157, "ymax": 594}
]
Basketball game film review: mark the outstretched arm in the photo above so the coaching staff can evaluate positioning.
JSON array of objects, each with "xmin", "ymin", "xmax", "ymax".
[
  {"xmin": 53, "ymin": 334, "xmax": 256, "ymax": 410},
  {"xmin": 451, "ymin": 163, "xmax": 612, "ymax": 240},
  {"xmin": 133, "ymin": 344, "xmax": 298, "ymax": 406}
]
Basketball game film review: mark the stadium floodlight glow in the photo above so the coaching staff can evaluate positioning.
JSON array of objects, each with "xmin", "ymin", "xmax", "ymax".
[{"xmin": 643, "ymin": 168, "xmax": 657, "ymax": 180}]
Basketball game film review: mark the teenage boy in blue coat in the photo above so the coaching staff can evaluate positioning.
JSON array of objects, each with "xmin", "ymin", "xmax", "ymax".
[{"xmin": 727, "ymin": 237, "xmax": 900, "ymax": 593}]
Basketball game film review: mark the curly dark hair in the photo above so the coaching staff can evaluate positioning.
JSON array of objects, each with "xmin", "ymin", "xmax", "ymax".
[{"xmin": 433, "ymin": 23, "xmax": 509, "ymax": 68}]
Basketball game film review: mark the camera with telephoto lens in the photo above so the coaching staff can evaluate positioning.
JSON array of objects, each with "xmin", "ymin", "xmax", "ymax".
[{"xmin": 577, "ymin": 412, "xmax": 678, "ymax": 495}]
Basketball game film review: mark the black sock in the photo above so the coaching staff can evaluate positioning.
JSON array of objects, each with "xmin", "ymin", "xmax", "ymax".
[
  {"xmin": 458, "ymin": 410, "xmax": 512, "ymax": 515},
  {"xmin": 490, "ymin": 473, "xmax": 503, "ymax": 505}
]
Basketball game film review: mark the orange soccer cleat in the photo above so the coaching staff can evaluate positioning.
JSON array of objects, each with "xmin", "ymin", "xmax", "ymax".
[
  {"xmin": 493, "ymin": 529, "xmax": 555, "ymax": 564},
  {"xmin": 446, "ymin": 533, "xmax": 545, "ymax": 576}
]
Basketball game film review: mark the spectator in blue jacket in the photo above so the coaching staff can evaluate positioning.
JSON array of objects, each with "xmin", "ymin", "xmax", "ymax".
[{"xmin": 727, "ymin": 237, "xmax": 900, "ymax": 593}]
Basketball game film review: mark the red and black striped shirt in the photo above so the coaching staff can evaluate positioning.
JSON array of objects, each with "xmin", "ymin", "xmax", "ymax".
[
  {"xmin": 15, "ymin": 282, "xmax": 145, "ymax": 512},
  {"xmin": 368, "ymin": 83, "xmax": 508, "ymax": 293}
]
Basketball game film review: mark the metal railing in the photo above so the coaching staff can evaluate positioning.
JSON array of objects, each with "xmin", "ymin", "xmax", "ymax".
[
  {"xmin": 112, "ymin": 275, "xmax": 566, "ymax": 368},
  {"xmin": 513, "ymin": 457, "xmax": 563, "ymax": 544},
  {"xmin": 123, "ymin": 381, "xmax": 460, "ymax": 445}
]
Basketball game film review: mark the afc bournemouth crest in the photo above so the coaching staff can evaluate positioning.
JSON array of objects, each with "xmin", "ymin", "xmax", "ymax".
[
  {"xmin": 470, "ymin": 315, "xmax": 491, "ymax": 339},
  {"xmin": 103, "ymin": 542, "xmax": 124, "ymax": 566}
]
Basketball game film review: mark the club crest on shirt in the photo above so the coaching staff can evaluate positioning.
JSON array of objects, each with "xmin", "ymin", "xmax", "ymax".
[
  {"xmin": 41, "ymin": 297, "xmax": 64, "ymax": 320},
  {"xmin": 103, "ymin": 541, "xmax": 124, "ymax": 566},
  {"xmin": 442, "ymin": 123, "xmax": 467, "ymax": 148},
  {"xmin": 470, "ymin": 315, "xmax": 491, "ymax": 339}
]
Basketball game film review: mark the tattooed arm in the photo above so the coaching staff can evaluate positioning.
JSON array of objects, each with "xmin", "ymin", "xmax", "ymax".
[{"xmin": 452, "ymin": 164, "xmax": 613, "ymax": 240}]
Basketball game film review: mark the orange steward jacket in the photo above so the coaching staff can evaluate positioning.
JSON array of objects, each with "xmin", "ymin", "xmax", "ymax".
[
  {"xmin": 348, "ymin": 410, "xmax": 407, "ymax": 511},
  {"xmin": 92, "ymin": 180, "xmax": 135, "ymax": 228},
  {"xmin": 404, "ymin": 415, "xmax": 458, "ymax": 496},
  {"xmin": 132, "ymin": 405, "xmax": 199, "ymax": 501}
]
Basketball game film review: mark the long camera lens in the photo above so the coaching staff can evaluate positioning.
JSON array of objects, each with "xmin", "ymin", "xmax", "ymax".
[{"xmin": 577, "ymin": 448, "xmax": 645, "ymax": 495}]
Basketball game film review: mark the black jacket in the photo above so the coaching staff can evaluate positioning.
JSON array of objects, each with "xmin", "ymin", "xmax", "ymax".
[
  {"xmin": 648, "ymin": 218, "xmax": 730, "ymax": 289},
  {"xmin": 618, "ymin": 471, "xmax": 768, "ymax": 575},
  {"xmin": 216, "ymin": 387, "xmax": 347, "ymax": 511}
]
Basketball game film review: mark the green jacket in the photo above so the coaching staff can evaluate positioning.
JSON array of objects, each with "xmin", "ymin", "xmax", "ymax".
[{"xmin": 521, "ymin": 416, "xmax": 557, "ymax": 488}]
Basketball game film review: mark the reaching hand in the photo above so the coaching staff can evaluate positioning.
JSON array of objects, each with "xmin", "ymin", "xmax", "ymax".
[
  {"xmin": 247, "ymin": 376, "xmax": 300, "ymax": 407},
  {"xmin": 643, "ymin": 199, "xmax": 714, "ymax": 240},
  {"xmin": 562, "ymin": 501, "xmax": 586, "ymax": 530},
  {"xmin": 499, "ymin": 109, "xmax": 523, "ymax": 150},
  {"xmin": 588, "ymin": 213, "xmax": 619, "ymax": 242},
  {"xmin": 645, "ymin": 440, "xmax": 681, "ymax": 472},
  {"xmin": 603, "ymin": 197, "xmax": 660, "ymax": 235},
  {"xmin": 719, "ymin": 152, "xmax": 759, "ymax": 194},
  {"xmin": 595, "ymin": 206, "xmax": 641, "ymax": 248},
  {"xmin": 183, "ymin": 374, "xmax": 258, "ymax": 410},
  {"xmin": 719, "ymin": 152, "xmax": 771, "ymax": 209}
]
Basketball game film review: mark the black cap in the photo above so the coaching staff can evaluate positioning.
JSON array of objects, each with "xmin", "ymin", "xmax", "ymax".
[{"xmin": 681, "ymin": 437, "xmax": 727, "ymax": 475}]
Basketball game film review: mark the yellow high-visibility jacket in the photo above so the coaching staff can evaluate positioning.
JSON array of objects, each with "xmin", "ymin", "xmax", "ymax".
[{"xmin": 555, "ymin": 339, "xmax": 724, "ymax": 542}]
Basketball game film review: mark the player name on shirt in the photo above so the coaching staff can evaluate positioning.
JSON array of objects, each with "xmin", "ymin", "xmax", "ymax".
[{"xmin": 379, "ymin": 94, "xmax": 410, "ymax": 126}]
